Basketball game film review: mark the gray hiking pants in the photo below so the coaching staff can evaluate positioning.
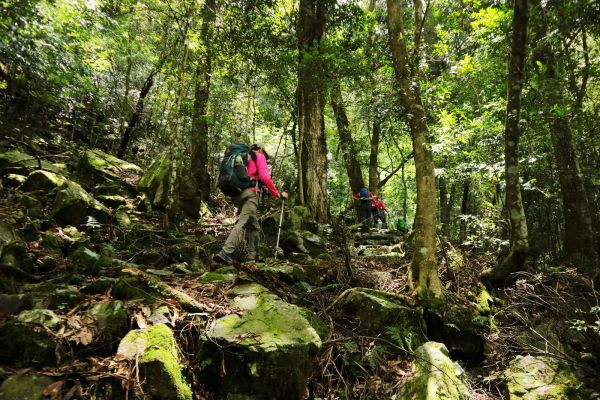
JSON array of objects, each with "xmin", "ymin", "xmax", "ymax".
[{"xmin": 223, "ymin": 189, "xmax": 260, "ymax": 260}]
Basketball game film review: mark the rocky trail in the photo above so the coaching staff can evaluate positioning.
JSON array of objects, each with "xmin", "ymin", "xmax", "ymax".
[{"xmin": 0, "ymin": 148, "xmax": 598, "ymax": 400}]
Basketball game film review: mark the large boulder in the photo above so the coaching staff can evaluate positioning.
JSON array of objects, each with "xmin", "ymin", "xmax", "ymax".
[
  {"xmin": 51, "ymin": 180, "xmax": 111, "ymax": 226},
  {"xmin": 0, "ymin": 220, "xmax": 34, "ymax": 276},
  {"xmin": 340, "ymin": 288, "xmax": 425, "ymax": 348},
  {"xmin": 0, "ymin": 374, "xmax": 56, "ymax": 400},
  {"xmin": 200, "ymin": 283, "xmax": 322, "ymax": 399},
  {"xmin": 397, "ymin": 341, "xmax": 470, "ymax": 400},
  {"xmin": 19, "ymin": 170, "xmax": 66, "ymax": 192},
  {"xmin": 137, "ymin": 153, "xmax": 200, "ymax": 217},
  {"xmin": 117, "ymin": 324, "xmax": 192, "ymax": 400},
  {"xmin": 424, "ymin": 301, "xmax": 487, "ymax": 360},
  {"xmin": 503, "ymin": 355, "xmax": 584, "ymax": 400},
  {"xmin": 0, "ymin": 150, "xmax": 65, "ymax": 177},
  {"xmin": 0, "ymin": 309, "xmax": 62, "ymax": 367},
  {"xmin": 77, "ymin": 149, "xmax": 142, "ymax": 194}
]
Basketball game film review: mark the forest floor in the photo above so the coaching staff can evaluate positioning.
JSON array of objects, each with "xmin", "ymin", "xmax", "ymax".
[{"xmin": 1, "ymin": 145, "xmax": 599, "ymax": 400}]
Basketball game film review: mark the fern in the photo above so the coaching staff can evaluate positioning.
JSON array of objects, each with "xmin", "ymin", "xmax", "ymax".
[{"xmin": 86, "ymin": 216, "xmax": 101, "ymax": 229}]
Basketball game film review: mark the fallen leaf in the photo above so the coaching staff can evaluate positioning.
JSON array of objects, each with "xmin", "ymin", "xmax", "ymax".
[{"xmin": 42, "ymin": 380, "xmax": 64, "ymax": 397}]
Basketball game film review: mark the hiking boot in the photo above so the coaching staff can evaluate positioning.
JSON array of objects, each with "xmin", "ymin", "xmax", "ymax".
[{"xmin": 214, "ymin": 250, "xmax": 234, "ymax": 264}]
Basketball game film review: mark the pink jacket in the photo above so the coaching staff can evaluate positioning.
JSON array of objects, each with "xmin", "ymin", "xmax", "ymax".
[{"xmin": 246, "ymin": 152, "xmax": 280, "ymax": 198}]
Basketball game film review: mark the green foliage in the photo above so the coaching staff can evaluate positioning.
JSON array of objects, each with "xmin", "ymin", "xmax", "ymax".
[{"xmin": 386, "ymin": 326, "xmax": 417, "ymax": 352}]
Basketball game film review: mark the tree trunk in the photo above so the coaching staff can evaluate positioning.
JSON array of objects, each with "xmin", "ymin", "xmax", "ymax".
[
  {"xmin": 439, "ymin": 175, "xmax": 452, "ymax": 236},
  {"xmin": 117, "ymin": 74, "xmax": 155, "ymax": 159},
  {"xmin": 534, "ymin": 2, "xmax": 598, "ymax": 274},
  {"xmin": 387, "ymin": 0, "xmax": 441, "ymax": 300},
  {"xmin": 483, "ymin": 0, "xmax": 529, "ymax": 286},
  {"xmin": 368, "ymin": 115, "xmax": 381, "ymax": 195},
  {"xmin": 298, "ymin": 0, "xmax": 329, "ymax": 222},
  {"xmin": 331, "ymin": 82, "xmax": 365, "ymax": 195},
  {"xmin": 459, "ymin": 179, "xmax": 470, "ymax": 243},
  {"xmin": 191, "ymin": 0, "xmax": 216, "ymax": 202}
]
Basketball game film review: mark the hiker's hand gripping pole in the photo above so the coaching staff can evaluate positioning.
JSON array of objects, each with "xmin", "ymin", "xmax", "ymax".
[{"xmin": 274, "ymin": 198, "xmax": 285, "ymax": 260}]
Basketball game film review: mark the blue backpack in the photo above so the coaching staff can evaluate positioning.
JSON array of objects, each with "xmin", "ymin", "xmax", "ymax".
[
  {"xmin": 218, "ymin": 143, "xmax": 256, "ymax": 196},
  {"xmin": 359, "ymin": 187, "xmax": 370, "ymax": 200}
]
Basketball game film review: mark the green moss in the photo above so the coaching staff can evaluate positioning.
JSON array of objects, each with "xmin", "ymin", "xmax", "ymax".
[
  {"xmin": 20, "ymin": 170, "xmax": 66, "ymax": 192},
  {"xmin": 21, "ymin": 283, "xmax": 82, "ymax": 309},
  {"xmin": 341, "ymin": 288, "xmax": 425, "ymax": 341},
  {"xmin": 0, "ymin": 150, "xmax": 66, "ymax": 175},
  {"xmin": 117, "ymin": 324, "xmax": 192, "ymax": 400},
  {"xmin": 0, "ymin": 374, "xmax": 55, "ymax": 400},
  {"xmin": 112, "ymin": 277, "xmax": 161, "ymax": 303},
  {"xmin": 51, "ymin": 180, "xmax": 111, "ymax": 226},
  {"xmin": 504, "ymin": 355, "xmax": 584, "ymax": 400},
  {"xmin": 89, "ymin": 301, "xmax": 128, "ymax": 340},
  {"xmin": 212, "ymin": 291, "xmax": 321, "ymax": 351},
  {"xmin": 399, "ymin": 342, "xmax": 469, "ymax": 400},
  {"xmin": 477, "ymin": 285, "xmax": 493, "ymax": 313},
  {"xmin": 200, "ymin": 271, "xmax": 236, "ymax": 282},
  {"xmin": 138, "ymin": 153, "xmax": 171, "ymax": 208},
  {"xmin": 289, "ymin": 206, "xmax": 311, "ymax": 231},
  {"xmin": 201, "ymin": 285, "xmax": 322, "ymax": 399},
  {"xmin": 0, "ymin": 311, "xmax": 61, "ymax": 367}
]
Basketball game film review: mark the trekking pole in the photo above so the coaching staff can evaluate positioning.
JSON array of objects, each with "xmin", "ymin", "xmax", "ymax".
[{"xmin": 274, "ymin": 199, "xmax": 285, "ymax": 260}]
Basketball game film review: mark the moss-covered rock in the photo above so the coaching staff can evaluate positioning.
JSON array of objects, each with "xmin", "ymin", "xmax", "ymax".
[
  {"xmin": 18, "ymin": 194, "xmax": 43, "ymax": 218},
  {"xmin": 78, "ymin": 149, "xmax": 142, "ymax": 187},
  {"xmin": 503, "ymin": 355, "xmax": 584, "ymax": 400},
  {"xmin": 51, "ymin": 180, "xmax": 111, "ymax": 226},
  {"xmin": 397, "ymin": 341, "xmax": 470, "ymax": 400},
  {"xmin": 21, "ymin": 282, "xmax": 83, "ymax": 309},
  {"xmin": 200, "ymin": 283, "xmax": 322, "ymax": 399},
  {"xmin": 0, "ymin": 220, "xmax": 20, "ymax": 244},
  {"xmin": 89, "ymin": 300, "xmax": 128, "ymax": 340},
  {"xmin": 111, "ymin": 277, "xmax": 161, "ymax": 303},
  {"xmin": 117, "ymin": 324, "xmax": 192, "ymax": 400},
  {"xmin": 70, "ymin": 246, "xmax": 115, "ymax": 275},
  {"xmin": 0, "ymin": 293, "xmax": 32, "ymax": 314},
  {"xmin": 340, "ymin": 288, "xmax": 425, "ymax": 345},
  {"xmin": 0, "ymin": 150, "xmax": 66, "ymax": 177},
  {"xmin": 0, "ymin": 309, "xmax": 62, "ymax": 367},
  {"xmin": 0, "ymin": 241, "xmax": 35, "ymax": 275},
  {"xmin": 2, "ymin": 173, "xmax": 26, "ymax": 188},
  {"xmin": 257, "ymin": 262, "xmax": 307, "ymax": 283},
  {"xmin": 137, "ymin": 153, "xmax": 171, "ymax": 209},
  {"xmin": 19, "ymin": 170, "xmax": 66, "ymax": 192},
  {"xmin": 0, "ymin": 374, "xmax": 56, "ymax": 400},
  {"xmin": 424, "ymin": 300, "xmax": 487, "ymax": 359},
  {"xmin": 97, "ymin": 194, "xmax": 128, "ymax": 208}
]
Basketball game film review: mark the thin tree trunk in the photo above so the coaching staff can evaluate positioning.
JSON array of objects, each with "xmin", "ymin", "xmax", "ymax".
[
  {"xmin": 483, "ymin": 0, "xmax": 529, "ymax": 286},
  {"xmin": 117, "ymin": 74, "xmax": 155, "ymax": 159},
  {"xmin": 459, "ymin": 179, "xmax": 470, "ymax": 243},
  {"xmin": 191, "ymin": 0, "xmax": 216, "ymax": 202},
  {"xmin": 331, "ymin": 81, "xmax": 365, "ymax": 210},
  {"xmin": 533, "ymin": 3, "xmax": 598, "ymax": 274},
  {"xmin": 369, "ymin": 115, "xmax": 381, "ymax": 195},
  {"xmin": 439, "ymin": 175, "xmax": 452, "ymax": 236},
  {"xmin": 387, "ymin": 0, "xmax": 441, "ymax": 300},
  {"xmin": 298, "ymin": 0, "xmax": 329, "ymax": 222}
]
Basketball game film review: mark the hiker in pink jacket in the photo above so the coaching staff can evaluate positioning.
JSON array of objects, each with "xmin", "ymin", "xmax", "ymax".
[{"xmin": 215, "ymin": 143, "xmax": 288, "ymax": 264}]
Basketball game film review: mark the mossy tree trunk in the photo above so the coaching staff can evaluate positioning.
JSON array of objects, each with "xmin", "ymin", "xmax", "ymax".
[
  {"xmin": 532, "ymin": 1, "xmax": 598, "ymax": 275},
  {"xmin": 386, "ymin": 0, "xmax": 442, "ymax": 300},
  {"xmin": 484, "ymin": 0, "xmax": 529, "ymax": 286},
  {"xmin": 298, "ymin": 0, "xmax": 329, "ymax": 223},
  {"xmin": 191, "ymin": 0, "xmax": 216, "ymax": 203}
]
